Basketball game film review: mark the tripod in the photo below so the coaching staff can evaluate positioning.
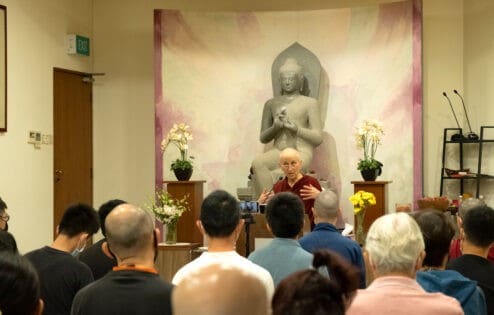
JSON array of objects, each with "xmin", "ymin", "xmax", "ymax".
[{"xmin": 241, "ymin": 212, "xmax": 256, "ymax": 256}]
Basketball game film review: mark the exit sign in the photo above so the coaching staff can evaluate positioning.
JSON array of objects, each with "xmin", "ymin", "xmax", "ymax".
[{"xmin": 66, "ymin": 34, "xmax": 90, "ymax": 56}]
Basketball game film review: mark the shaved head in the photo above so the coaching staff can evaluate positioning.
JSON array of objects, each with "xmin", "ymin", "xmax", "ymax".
[
  {"xmin": 173, "ymin": 264, "xmax": 268, "ymax": 315},
  {"xmin": 279, "ymin": 148, "xmax": 301, "ymax": 162},
  {"xmin": 105, "ymin": 204, "xmax": 154, "ymax": 259},
  {"xmin": 314, "ymin": 190, "xmax": 339, "ymax": 219}
]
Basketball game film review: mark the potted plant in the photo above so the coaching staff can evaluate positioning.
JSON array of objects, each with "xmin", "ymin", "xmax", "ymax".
[
  {"xmin": 355, "ymin": 119, "xmax": 384, "ymax": 181},
  {"xmin": 161, "ymin": 123, "xmax": 194, "ymax": 181}
]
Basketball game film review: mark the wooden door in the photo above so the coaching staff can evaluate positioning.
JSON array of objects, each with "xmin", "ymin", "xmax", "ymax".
[{"xmin": 53, "ymin": 68, "xmax": 93, "ymax": 237}]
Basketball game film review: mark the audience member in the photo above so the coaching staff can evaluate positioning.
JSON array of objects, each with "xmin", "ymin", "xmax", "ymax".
[
  {"xmin": 249, "ymin": 192, "xmax": 313, "ymax": 286},
  {"xmin": 0, "ymin": 230, "xmax": 18, "ymax": 253},
  {"xmin": 78, "ymin": 199, "xmax": 126, "ymax": 280},
  {"xmin": 449, "ymin": 197, "xmax": 494, "ymax": 261},
  {"xmin": 172, "ymin": 190, "xmax": 274, "ymax": 300},
  {"xmin": 272, "ymin": 249, "xmax": 360, "ymax": 315},
  {"xmin": 71, "ymin": 204, "xmax": 173, "ymax": 315},
  {"xmin": 25, "ymin": 203, "xmax": 99, "ymax": 315},
  {"xmin": 347, "ymin": 213, "xmax": 462, "ymax": 315},
  {"xmin": 258, "ymin": 148, "xmax": 321, "ymax": 229},
  {"xmin": 447, "ymin": 206, "xmax": 494, "ymax": 314},
  {"xmin": 414, "ymin": 209, "xmax": 486, "ymax": 315},
  {"xmin": 0, "ymin": 252, "xmax": 44, "ymax": 315},
  {"xmin": 299, "ymin": 190, "xmax": 366, "ymax": 288},
  {"xmin": 0, "ymin": 197, "xmax": 9, "ymax": 231},
  {"xmin": 173, "ymin": 263, "xmax": 268, "ymax": 315}
]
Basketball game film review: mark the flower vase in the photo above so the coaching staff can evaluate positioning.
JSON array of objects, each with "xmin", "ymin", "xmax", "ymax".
[
  {"xmin": 173, "ymin": 168, "xmax": 193, "ymax": 181},
  {"xmin": 165, "ymin": 221, "xmax": 178, "ymax": 244},
  {"xmin": 361, "ymin": 168, "xmax": 382, "ymax": 181},
  {"xmin": 355, "ymin": 210, "xmax": 366, "ymax": 246}
]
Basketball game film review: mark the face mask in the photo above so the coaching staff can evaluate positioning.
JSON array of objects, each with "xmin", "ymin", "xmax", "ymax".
[{"xmin": 71, "ymin": 247, "xmax": 83, "ymax": 257}]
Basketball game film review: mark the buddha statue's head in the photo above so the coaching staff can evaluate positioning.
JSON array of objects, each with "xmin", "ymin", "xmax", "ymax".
[{"xmin": 279, "ymin": 58, "xmax": 304, "ymax": 95}]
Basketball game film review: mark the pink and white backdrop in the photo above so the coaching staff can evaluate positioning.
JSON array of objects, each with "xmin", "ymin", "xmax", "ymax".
[{"xmin": 154, "ymin": 0, "xmax": 422, "ymax": 222}]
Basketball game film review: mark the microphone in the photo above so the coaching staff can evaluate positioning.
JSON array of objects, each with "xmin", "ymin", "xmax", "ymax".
[
  {"xmin": 442, "ymin": 92, "xmax": 464, "ymax": 141},
  {"xmin": 453, "ymin": 90, "xmax": 479, "ymax": 140}
]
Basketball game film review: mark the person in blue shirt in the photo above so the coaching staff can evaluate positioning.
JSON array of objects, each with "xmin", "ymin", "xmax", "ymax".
[
  {"xmin": 414, "ymin": 209, "xmax": 487, "ymax": 315},
  {"xmin": 248, "ymin": 192, "xmax": 313, "ymax": 286},
  {"xmin": 299, "ymin": 190, "xmax": 366, "ymax": 288}
]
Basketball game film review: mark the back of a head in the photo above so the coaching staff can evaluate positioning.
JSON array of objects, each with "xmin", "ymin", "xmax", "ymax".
[
  {"xmin": 200, "ymin": 190, "xmax": 240, "ymax": 238},
  {"xmin": 0, "ymin": 252, "xmax": 41, "ymax": 315},
  {"xmin": 58, "ymin": 203, "xmax": 100, "ymax": 237},
  {"xmin": 366, "ymin": 213, "xmax": 425, "ymax": 276},
  {"xmin": 412, "ymin": 210, "xmax": 455, "ymax": 267},
  {"xmin": 463, "ymin": 205, "xmax": 494, "ymax": 248},
  {"xmin": 273, "ymin": 250, "xmax": 359, "ymax": 315},
  {"xmin": 314, "ymin": 190, "xmax": 339, "ymax": 220},
  {"xmin": 98, "ymin": 199, "xmax": 127, "ymax": 237},
  {"xmin": 0, "ymin": 197, "xmax": 6, "ymax": 212},
  {"xmin": 266, "ymin": 192, "xmax": 304, "ymax": 238},
  {"xmin": 105, "ymin": 204, "xmax": 154, "ymax": 259},
  {"xmin": 0, "ymin": 230, "xmax": 18, "ymax": 254},
  {"xmin": 459, "ymin": 198, "xmax": 486, "ymax": 219},
  {"xmin": 173, "ymin": 264, "xmax": 268, "ymax": 315}
]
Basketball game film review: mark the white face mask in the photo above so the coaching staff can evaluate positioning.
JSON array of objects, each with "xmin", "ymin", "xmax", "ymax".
[
  {"xmin": 71, "ymin": 237, "xmax": 86, "ymax": 257},
  {"xmin": 71, "ymin": 245, "xmax": 85, "ymax": 257}
]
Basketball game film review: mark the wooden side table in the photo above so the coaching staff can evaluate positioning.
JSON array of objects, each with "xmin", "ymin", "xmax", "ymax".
[
  {"xmin": 163, "ymin": 180, "xmax": 205, "ymax": 244},
  {"xmin": 351, "ymin": 181, "xmax": 392, "ymax": 232},
  {"xmin": 155, "ymin": 242, "xmax": 201, "ymax": 282}
]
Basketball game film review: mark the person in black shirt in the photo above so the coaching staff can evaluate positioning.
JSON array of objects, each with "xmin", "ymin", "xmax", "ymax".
[
  {"xmin": 25, "ymin": 203, "xmax": 99, "ymax": 315},
  {"xmin": 78, "ymin": 199, "xmax": 126, "ymax": 280},
  {"xmin": 447, "ymin": 205, "xmax": 494, "ymax": 315},
  {"xmin": 71, "ymin": 204, "xmax": 173, "ymax": 315}
]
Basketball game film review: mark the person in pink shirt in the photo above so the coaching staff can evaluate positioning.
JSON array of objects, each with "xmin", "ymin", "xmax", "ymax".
[{"xmin": 347, "ymin": 213, "xmax": 463, "ymax": 315}]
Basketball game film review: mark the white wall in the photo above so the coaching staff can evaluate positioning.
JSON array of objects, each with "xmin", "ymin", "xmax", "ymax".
[
  {"xmin": 0, "ymin": 0, "xmax": 93, "ymax": 253},
  {"xmin": 1, "ymin": 0, "xmax": 485, "ymax": 252}
]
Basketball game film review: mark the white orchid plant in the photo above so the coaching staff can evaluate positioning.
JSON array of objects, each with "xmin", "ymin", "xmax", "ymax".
[
  {"xmin": 355, "ymin": 120, "xmax": 384, "ymax": 171},
  {"xmin": 161, "ymin": 123, "xmax": 194, "ymax": 171},
  {"xmin": 147, "ymin": 190, "xmax": 190, "ymax": 225}
]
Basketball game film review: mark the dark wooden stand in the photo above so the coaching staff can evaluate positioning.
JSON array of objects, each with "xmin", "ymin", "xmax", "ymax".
[
  {"xmin": 351, "ymin": 181, "xmax": 392, "ymax": 231},
  {"xmin": 163, "ymin": 180, "xmax": 205, "ymax": 244}
]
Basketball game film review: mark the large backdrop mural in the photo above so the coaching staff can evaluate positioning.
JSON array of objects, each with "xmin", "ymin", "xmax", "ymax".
[{"xmin": 154, "ymin": 0, "xmax": 422, "ymax": 222}]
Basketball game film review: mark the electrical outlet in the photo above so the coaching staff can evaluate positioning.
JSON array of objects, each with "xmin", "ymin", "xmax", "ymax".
[{"xmin": 28, "ymin": 131, "xmax": 42, "ymax": 145}]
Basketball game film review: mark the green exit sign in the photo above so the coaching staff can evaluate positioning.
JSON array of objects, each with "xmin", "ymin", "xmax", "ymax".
[{"xmin": 66, "ymin": 34, "xmax": 90, "ymax": 56}]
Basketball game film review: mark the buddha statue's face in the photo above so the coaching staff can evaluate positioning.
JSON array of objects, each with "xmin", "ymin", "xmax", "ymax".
[{"xmin": 280, "ymin": 72, "xmax": 302, "ymax": 94}]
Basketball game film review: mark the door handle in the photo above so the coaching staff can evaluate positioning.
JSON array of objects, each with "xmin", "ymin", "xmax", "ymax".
[{"xmin": 55, "ymin": 169, "xmax": 64, "ymax": 182}]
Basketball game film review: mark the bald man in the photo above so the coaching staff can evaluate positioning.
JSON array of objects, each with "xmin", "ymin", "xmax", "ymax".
[
  {"xmin": 71, "ymin": 204, "xmax": 173, "ymax": 315},
  {"xmin": 173, "ymin": 264, "xmax": 268, "ymax": 315},
  {"xmin": 299, "ymin": 190, "xmax": 366, "ymax": 288},
  {"xmin": 259, "ymin": 148, "xmax": 322, "ymax": 229}
]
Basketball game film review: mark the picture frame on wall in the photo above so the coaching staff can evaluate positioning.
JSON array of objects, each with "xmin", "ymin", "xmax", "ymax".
[{"xmin": 0, "ymin": 5, "xmax": 6, "ymax": 132}]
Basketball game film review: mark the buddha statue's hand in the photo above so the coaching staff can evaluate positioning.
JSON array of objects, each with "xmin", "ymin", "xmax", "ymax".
[{"xmin": 283, "ymin": 119, "xmax": 298, "ymax": 133}]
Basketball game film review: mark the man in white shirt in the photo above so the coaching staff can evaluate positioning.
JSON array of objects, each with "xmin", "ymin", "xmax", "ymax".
[{"xmin": 172, "ymin": 190, "xmax": 274, "ymax": 300}]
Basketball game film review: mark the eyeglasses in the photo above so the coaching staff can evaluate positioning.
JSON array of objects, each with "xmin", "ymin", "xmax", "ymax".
[{"xmin": 0, "ymin": 214, "xmax": 9, "ymax": 222}]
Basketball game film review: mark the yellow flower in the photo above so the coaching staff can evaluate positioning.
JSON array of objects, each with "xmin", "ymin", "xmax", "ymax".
[{"xmin": 349, "ymin": 190, "xmax": 376, "ymax": 214}]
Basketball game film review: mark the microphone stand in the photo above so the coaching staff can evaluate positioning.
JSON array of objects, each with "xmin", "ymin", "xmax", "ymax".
[
  {"xmin": 453, "ymin": 90, "xmax": 479, "ymax": 140},
  {"xmin": 442, "ymin": 92, "xmax": 465, "ymax": 141}
]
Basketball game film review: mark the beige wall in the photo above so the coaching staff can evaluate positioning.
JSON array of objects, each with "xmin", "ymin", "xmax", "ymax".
[
  {"xmin": 2, "ymin": 0, "xmax": 488, "ymax": 252},
  {"xmin": 0, "ymin": 0, "xmax": 93, "ymax": 253},
  {"xmin": 422, "ymin": 0, "xmax": 464, "ymax": 199},
  {"xmin": 464, "ymin": 0, "xmax": 494, "ymax": 205}
]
